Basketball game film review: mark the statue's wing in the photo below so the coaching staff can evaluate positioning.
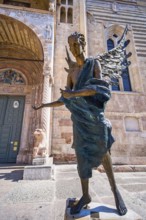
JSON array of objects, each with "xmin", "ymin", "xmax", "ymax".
[
  {"xmin": 95, "ymin": 25, "xmax": 132, "ymax": 84},
  {"xmin": 64, "ymin": 46, "xmax": 77, "ymax": 74}
]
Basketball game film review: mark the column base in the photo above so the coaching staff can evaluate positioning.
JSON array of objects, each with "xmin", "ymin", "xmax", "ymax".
[{"xmin": 23, "ymin": 156, "xmax": 53, "ymax": 180}]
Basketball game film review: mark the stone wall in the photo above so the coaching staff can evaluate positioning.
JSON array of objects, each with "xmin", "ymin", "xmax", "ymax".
[
  {"xmin": 86, "ymin": 0, "xmax": 146, "ymax": 164},
  {"xmin": 52, "ymin": 0, "xmax": 83, "ymax": 162},
  {"xmin": 52, "ymin": 0, "xmax": 146, "ymax": 165}
]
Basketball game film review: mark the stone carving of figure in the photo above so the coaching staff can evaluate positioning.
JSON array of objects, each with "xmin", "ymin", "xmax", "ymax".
[
  {"xmin": 45, "ymin": 24, "xmax": 52, "ymax": 40},
  {"xmin": 49, "ymin": 2, "xmax": 55, "ymax": 12},
  {"xmin": 112, "ymin": 2, "xmax": 118, "ymax": 13},
  {"xmin": 33, "ymin": 128, "xmax": 47, "ymax": 158}
]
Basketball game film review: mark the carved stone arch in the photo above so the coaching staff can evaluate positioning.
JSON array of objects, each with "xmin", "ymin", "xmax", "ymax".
[
  {"xmin": 19, "ymin": 19, "xmax": 46, "ymax": 47},
  {"xmin": 0, "ymin": 14, "xmax": 45, "ymax": 85},
  {"xmin": 0, "ymin": 12, "xmax": 46, "ymax": 47},
  {"xmin": 105, "ymin": 24, "xmax": 126, "ymax": 48},
  {"xmin": 106, "ymin": 24, "xmax": 125, "ymax": 37}
]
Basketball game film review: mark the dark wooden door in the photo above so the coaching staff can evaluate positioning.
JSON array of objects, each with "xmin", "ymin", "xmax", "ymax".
[{"xmin": 0, "ymin": 96, "xmax": 25, "ymax": 163}]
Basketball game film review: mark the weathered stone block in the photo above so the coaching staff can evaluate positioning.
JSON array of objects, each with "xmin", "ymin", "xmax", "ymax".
[{"xmin": 23, "ymin": 165, "xmax": 53, "ymax": 180}]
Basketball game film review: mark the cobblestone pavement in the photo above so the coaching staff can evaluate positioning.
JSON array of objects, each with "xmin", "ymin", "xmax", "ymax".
[{"xmin": 0, "ymin": 164, "xmax": 146, "ymax": 220}]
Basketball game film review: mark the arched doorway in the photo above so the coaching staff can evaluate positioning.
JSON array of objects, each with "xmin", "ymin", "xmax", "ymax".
[{"xmin": 0, "ymin": 14, "xmax": 44, "ymax": 163}]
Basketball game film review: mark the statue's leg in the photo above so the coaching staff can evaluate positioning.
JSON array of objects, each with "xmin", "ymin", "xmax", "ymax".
[
  {"xmin": 70, "ymin": 178, "xmax": 91, "ymax": 215},
  {"xmin": 102, "ymin": 152, "xmax": 127, "ymax": 216}
]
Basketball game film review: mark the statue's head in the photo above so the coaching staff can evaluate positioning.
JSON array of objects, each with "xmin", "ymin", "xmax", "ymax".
[{"xmin": 68, "ymin": 32, "xmax": 86, "ymax": 57}]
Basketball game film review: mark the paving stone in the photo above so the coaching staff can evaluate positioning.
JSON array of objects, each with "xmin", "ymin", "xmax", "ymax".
[
  {"xmin": 54, "ymin": 199, "xmax": 67, "ymax": 220},
  {"xmin": 90, "ymin": 171, "xmax": 113, "ymax": 197},
  {"xmin": 55, "ymin": 170, "xmax": 79, "ymax": 180},
  {"xmin": 115, "ymin": 177, "xmax": 146, "ymax": 184},
  {"xmin": 0, "ymin": 166, "xmax": 146, "ymax": 220},
  {"xmin": 120, "ymin": 183, "xmax": 146, "ymax": 193},
  {"xmin": 0, "ymin": 203, "xmax": 55, "ymax": 220},
  {"xmin": 55, "ymin": 178, "xmax": 81, "ymax": 199},
  {"xmin": 0, "ymin": 180, "xmax": 55, "ymax": 203}
]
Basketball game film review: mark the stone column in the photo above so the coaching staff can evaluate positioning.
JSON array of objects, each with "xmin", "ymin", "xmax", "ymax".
[
  {"xmin": 79, "ymin": 0, "xmax": 88, "ymax": 57},
  {"xmin": 41, "ymin": 63, "xmax": 53, "ymax": 157}
]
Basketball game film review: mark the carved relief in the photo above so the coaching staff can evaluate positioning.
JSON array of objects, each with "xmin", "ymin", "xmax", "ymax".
[
  {"xmin": 112, "ymin": 2, "xmax": 118, "ymax": 13},
  {"xmin": 0, "ymin": 69, "xmax": 25, "ymax": 84},
  {"xmin": 45, "ymin": 24, "xmax": 52, "ymax": 41},
  {"xmin": 49, "ymin": 2, "xmax": 55, "ymax": 12}
]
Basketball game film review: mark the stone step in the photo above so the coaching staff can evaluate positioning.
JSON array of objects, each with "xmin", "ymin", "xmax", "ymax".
[{"xmin": 97, "ymin": 165, "xmax": 146, "ymax": 173}]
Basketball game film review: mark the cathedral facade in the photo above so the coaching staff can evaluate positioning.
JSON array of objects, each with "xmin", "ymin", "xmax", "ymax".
[{"xmin": 0, "ymin": 0, "xmax": 146, "ymax": 165}]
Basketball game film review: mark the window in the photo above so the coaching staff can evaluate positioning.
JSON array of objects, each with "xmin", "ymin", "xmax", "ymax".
[
  {"xmin": 61, "ymin": 0, "xmax": 66, "ymax": 4},
  {"xmin": 59, "ymin": 0, "xmax": 73, "ymax": 24},
  {"xmin": 67, "ymin": 8, "xmax": 73, "ymax": 24},
  {"xmin": 68, "ymin": 0, "xmax": 73, "ymax": 5},
  {"xmin": 60, "ymin": 7, "xmax": 66, "ymax": 23},
  {"xmin": 107, "ymin": 34, "xmax": 132, "ymax": 92},
  {"xmin": 107, "ymin": 39, "xmax": 114, "ymax": 50}
]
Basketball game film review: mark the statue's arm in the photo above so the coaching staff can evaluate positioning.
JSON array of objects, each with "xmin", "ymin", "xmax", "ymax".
[
  {"xmin": 33, "ymin": 73, "xmax": 73, "ymax": 110},
  {"xmin": 32, "ymin": 100, "xmax": 64, "ymax": 110},
  {"xmin": 60, "ymin": 88, "xmax": 96, "ymax": 98},
  {"xmin": 94, "ymin": 60, "xmax": 102, "ymax": 79}
]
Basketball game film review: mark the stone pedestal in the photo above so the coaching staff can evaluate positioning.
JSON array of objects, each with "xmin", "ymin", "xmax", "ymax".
[
  {"xmin": 64, "ymin": 199, "xmax": 142, "ymax": 220},
  {"xmin": 32, "ymin": 156, "xmax": 53, "ymax": 165},
  {"xmin": 23, "ymin": 156, "xmax": 53, "ymax": 180}
]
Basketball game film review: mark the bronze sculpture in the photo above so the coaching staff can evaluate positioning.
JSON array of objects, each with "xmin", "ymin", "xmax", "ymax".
[{"xmin": 33, "ymin": 28, "xmax": 131, "ymax": 216}]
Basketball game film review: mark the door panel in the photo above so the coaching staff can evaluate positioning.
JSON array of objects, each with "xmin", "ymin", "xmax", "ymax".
[
  {"xmin": 0, "ymin": 96, "xmax": 25, "ymax": 163},
  {"xmin": 0, "ymin": 125, "xmax": 11, "ymax": 162}
]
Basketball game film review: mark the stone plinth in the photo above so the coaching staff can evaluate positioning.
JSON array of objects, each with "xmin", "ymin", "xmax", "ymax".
[
  {"xmin": 23, "ymin": 165, "xmax": 53, "ymax": 180},
  {"xmin": 23, "ymin": 156, "xmax": 53, "ymax": 180},
  {"xmin": 64, "ymin": 200, "xmax": 142, "ymax": 220},
  {"xmin": 32, "ymin": 156, "xmax": 53, "ymax": 165}
]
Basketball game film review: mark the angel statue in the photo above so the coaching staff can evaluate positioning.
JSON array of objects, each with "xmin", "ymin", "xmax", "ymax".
[{"xmin": 33, "ymin": 26, "xmax": 131, "ymax": 216}]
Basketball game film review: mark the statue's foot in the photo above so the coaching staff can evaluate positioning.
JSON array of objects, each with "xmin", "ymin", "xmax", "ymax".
[
  {"xmin": 114, "ymin": 188, "xmax": 127, "ymax": 216},
  {"xmin": 70, "ymin": 195, "xmax": 91, "ymax": 215}
]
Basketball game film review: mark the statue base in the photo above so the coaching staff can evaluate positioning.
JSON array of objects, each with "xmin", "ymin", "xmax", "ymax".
[
  {"xmin": 23, "ymin": 156, "xmax": 53, "ymax": 180},
  {"xmin": 32, "ymin": 156, "xmax": 53, "ymax": 165},
  {"xmin": 64, "ymin": 199, "xmax": 142, "ymax": 220}
]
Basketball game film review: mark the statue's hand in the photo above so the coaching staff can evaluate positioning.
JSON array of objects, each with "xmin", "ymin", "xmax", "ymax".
[
  {"xmin": 60, "ymin": 88, "xmax": 73, "ymax": 98},
  {"xmin": 32, "ymin": 105, "xmax": 41, "ymax": 110}
]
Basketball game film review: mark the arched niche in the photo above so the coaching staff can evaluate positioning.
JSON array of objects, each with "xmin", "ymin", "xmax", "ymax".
[
  {"xmin": 0, "ymin": 14, "xmax": 45, "ymax": 164},
  {"xmin": 0, "ymin": 14, "xmax": 44, "ymax": 85}
]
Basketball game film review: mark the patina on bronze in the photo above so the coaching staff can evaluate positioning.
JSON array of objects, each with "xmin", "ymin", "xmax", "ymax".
[{"xmin": 33, "ymin": 29, "xmax": 130, "ymax": 216}]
